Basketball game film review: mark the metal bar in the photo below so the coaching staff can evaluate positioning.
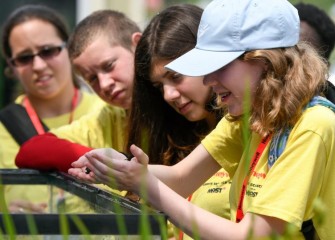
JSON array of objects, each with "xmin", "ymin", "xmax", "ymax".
[
  {"xmin": 0, "ymin": 213, "xmax": 165, "ymax": 235},
  {"xmin": 0, "ymin": 169, "xmax": 166, "ymax": 236}
]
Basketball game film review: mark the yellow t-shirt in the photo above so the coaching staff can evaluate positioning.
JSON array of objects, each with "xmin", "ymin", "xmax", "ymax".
[
  {"xmin": 0, "ymin": 91, "xmax": 105, "ymax": 212},
  {"xmin": 202, "ymin": 106, "xmax": 335, "ymax": 239},
  {"xmin": 51, "ymin": 103, "xmax": 126, "ymax": 150},
  {"xmin": 180, "ymin": 122, "xmax": 243, "ymax": 240},
  {"xmin": 50, "ymin": 100, "xmax": 128, "ymax": 199},
  {"xmin": 181, "ymin": 169, "xmax": 233, "ymax": 240},
  {"xmin": 174, "ymin": 123, "xmax": 243, "ymax": 240}
]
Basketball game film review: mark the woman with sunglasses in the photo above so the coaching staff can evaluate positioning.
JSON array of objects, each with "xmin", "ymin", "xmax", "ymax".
[{"xmin": 0, "ymin": 4, "xmax": 103, "ymax": 213}]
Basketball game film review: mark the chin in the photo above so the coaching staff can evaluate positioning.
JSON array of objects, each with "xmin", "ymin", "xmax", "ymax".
[
  {"xmin": 184, "ymin": 115, "xmax": 203, "ymax": 122},
  {"xmin": 228, "ymin": 108, "xmax": 243, "ymax": 117}
]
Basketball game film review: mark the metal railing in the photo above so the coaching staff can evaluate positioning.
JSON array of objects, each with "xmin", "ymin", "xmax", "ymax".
[{"xmin": 0, "ymin": 169, "xmax": 166, "ymax": 236}]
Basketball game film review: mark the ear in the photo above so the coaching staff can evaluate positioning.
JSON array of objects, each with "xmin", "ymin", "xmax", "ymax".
[
  {"xmin": 131, "ymin": 32, "xmax": 142, "ymax": 50},
  {"xmin": 4, "ymin": 61, "xmax": 17, "ymax": 79}
]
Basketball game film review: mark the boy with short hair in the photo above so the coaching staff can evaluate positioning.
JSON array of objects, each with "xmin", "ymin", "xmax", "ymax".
[{"xmin": 16, "ymin": 10, "xmax": 142, "ymax": 172}]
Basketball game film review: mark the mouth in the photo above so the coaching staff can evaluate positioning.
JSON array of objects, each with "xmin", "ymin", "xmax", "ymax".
[
  {"xmin": 219, "ymin": 92, "xmax": 231, "ymax": 102},
  {"xmin": 178, "ymin": 101, "xmax": 191, "ymax": 114},
  {"xmin": 37, "ymin": 74, "xmax": 51, "ymax": 80},
  {"xmin": 35, "ymin": 75, "xmax": 52, "ymax": 85},
  {"xmin": 110, "ymin": 90, "xmax": 123, "ymax": 100}
]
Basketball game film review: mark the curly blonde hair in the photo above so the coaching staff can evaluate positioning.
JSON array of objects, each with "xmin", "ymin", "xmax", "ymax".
[{"xmin": 223, "ymin": 42, "xmax": 328, "ymax": 137}]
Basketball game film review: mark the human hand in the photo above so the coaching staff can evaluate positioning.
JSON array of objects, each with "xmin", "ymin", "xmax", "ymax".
[
  {"xmin": 69, "ymin": 145, "xmax": 149, "ymax": 193},
  {"xmin": 68, "ymin": 148, "xmax": 126, "ymax": 183},
  {"xmin": 9, "ymin": 200, "xmax": 47, "ymax": 213}
]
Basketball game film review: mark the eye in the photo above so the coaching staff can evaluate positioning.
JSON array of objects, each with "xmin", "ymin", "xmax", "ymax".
[
  {"xmin": 103, "ymin": 61, "xmax": 115, "ymax": 72},
  {"xmin": 170, "ymin": 73, "xmax": 184, "ymax": 83},
  {"xmin": 38, "ymin": 46, "xmax": 62, "ymax": 59},
  {"xmin": 86, "ymin": 75, "xmax": 98, "ymax": 84},
  {"xmin": 13, "ymin": 54, "xmax": 34, "ymax": 65}
]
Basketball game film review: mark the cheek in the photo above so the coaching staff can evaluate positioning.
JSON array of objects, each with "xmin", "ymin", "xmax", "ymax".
[
  {"xmin": 91, "ymin": 82, "xmax": 101, "ymax": 93},
  {"xmin": 166, "ymin": 101, "xmax": 176, "ymax": 110},
  {"xmin": 15, "ymin": 68, "xmax": 31, "ymax": 83},
  {"xmin": 54, "ymin": 57, "xmax": 72, "ymax": 73}
]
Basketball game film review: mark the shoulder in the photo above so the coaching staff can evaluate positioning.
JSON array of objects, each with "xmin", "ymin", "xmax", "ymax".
[
  {"xmin": 301, "ymin": 105, "xmax": 335, "ymax": 127},
  {"xmin": 103, "ymin": 104, "xmax": 127, "ymax": 118},
  {"xmin": 80, "ymin": 91, "xmax": 105, "ymax": 109},
  {"xmin": 14, "ymin": 95, "xmax": 25, "ymax": 104},
  {"xmin": 293, "ymin": 105, "xmax": 335, "ymax": 143}
]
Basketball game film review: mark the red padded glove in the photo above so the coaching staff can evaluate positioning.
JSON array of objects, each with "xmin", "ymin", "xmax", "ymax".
[{"xmin": 15, "ymin": 133, "xmax": 93, "ymax": 172}]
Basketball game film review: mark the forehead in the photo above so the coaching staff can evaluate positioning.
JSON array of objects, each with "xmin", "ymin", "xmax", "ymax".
[
  {"xmin": 72, "ymin": 37, "xmax": 133, "ymax": 73},
  {"xmin": 9, "ymin": 19, "xmax": 60, "ymax": 48},
  {"xmin": 150, "ymin": 59, "xmax": 172, "ymax": 80}
]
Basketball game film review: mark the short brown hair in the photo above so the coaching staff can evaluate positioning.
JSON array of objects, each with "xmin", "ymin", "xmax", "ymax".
[{"xmin": 68, "ymin": 10, "xmax": 141, "ymax": 60}]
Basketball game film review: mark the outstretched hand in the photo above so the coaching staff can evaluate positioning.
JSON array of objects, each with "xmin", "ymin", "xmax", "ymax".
[{"xmin": 68, "ymin": 145, "xmax": 149, "ymax": 193}]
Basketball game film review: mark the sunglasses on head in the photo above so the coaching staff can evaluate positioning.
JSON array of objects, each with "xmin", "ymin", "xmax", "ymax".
[{"xmin": 10, "ymin": 43, "xmax": 66, "ymax": 67}]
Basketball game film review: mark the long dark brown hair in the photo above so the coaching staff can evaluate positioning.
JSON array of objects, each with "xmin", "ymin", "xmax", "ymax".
[{"xmin": 127, "ymin": 4, "xmax": 223, "ymax": 165}]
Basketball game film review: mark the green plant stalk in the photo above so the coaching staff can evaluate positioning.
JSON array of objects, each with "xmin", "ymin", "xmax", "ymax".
[
  {"xmin": 60, "ymin": 213, "xmax": 70, "ymax": 240},
  {"xmin": 242, "ymin": 78, "xmax": 251, "ymax": 170},
  {"xmin": 70, "ymin": 214, "xmax": 92, "ymax": 240},
  {"xmin": 0, "ymin": 179, "xmax": 16, "ymax": 239},
  {"xmin": 107, "ymin": 176, "xmax": 127, "ymax": 239},
  {"xmin": 139, "ymin": 167, "xmax": 152, "ymax": 239},
  {"xmin": 155, "ymin": 212, "xmax": 167, "ymax": 240},
  {"xmin": 25, "ymin": 214, "xmax": 39, "ymax": 240}
]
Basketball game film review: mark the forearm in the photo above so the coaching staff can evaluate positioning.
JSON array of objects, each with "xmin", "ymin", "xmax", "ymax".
[
  {"xmin": 148, "ymin": 144, "xmax": 220, "ymax": 198},
  {"xmin": 144, "ymin": 173, "xmax": 284, "ymax": 240},
  {"xmin": 145, "ymin": 172, "xmax": 237, "ymax": 239},
  {"xmin": 15, "ymin": 133, "xmax": 93, "ymax": 172},
  {"xmin": 148, "ymin": 164, "xmax": 194, "ymax": 198}
]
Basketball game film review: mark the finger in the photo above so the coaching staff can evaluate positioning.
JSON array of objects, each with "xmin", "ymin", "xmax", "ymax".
[
  {"xmin": 87, "ymin": 151, "xmax": 127, "ymax": 170},
  {"xmin": 68, "ymin": 168, "xmax": 98, "ymax": 183},
  {"xmin": 130, "ymin": 144, "xmax": 149, "ymax": 166},
  {"xmin": 71, "ymin": 155, "xmax": 89, "ymax": 167},
  {"xmin": 86, "ymin": 151, "xmax": 129, "ymax": 181},
  {"xmin": 85, "ymin": 154, "xmax": 125, "ymax": 189},
  {"xmin": 86, "ymin": 154, "xmax": 116, "ymax": 183},
  {"xmin": 68, "ymin": 168, "xmax": 87, "ymax": 178}
]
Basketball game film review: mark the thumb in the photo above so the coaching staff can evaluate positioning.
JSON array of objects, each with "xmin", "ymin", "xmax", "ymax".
[{"xmin": 130, "ymin": 144, "xmax": 149, "ymax": 166}]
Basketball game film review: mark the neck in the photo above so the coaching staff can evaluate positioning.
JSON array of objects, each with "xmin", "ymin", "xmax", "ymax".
[{"xmin": 25, "ymin": 85, "xmax": 80, "ymax": 119}]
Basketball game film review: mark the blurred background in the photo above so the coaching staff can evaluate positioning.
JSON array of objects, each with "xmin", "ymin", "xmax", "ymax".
[{"xmin": 0, "ymin": 0, "xmax": 334, "ymax": 109}]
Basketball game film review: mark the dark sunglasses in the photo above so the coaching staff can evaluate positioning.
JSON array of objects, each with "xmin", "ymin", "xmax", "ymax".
[{"xmin": 10, "ymin": 43, "xmax": 66, "ymax": 67}]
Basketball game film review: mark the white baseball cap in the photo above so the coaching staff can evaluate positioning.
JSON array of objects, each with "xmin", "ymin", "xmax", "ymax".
[{"xmin": 165, "ymin": 0, "xmax": 299, "ymax": 76}]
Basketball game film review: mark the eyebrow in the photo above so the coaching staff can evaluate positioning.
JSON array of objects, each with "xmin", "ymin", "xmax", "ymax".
[
  {"xmin": 162, "ymin": 70, "xmax": 171, "ymax": 78},
  {"xmin": 100, "ymin": 57, "xmax": 116, "ymax": 65},
  {"xmin": 151, "ymin": 68, "xmax": 169, "ymax": 83}
]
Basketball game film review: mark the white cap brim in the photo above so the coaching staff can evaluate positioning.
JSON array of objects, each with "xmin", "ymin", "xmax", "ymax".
[{"xmin": 165, "ymin": 48, "xmax": 245, "ymax": 77}]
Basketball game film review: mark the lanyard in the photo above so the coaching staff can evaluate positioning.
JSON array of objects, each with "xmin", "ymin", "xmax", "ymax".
[
  {"xmin": 23, "ymin": 88, "xmax": 79, "ymax": 135},
  {"xmin": 236, "ymin": 134, "xmax": 271, "ymax": 223}
]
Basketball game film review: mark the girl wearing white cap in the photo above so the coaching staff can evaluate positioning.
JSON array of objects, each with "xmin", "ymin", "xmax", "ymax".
[
  {"xmin": 69, "ymin": 0, "xmax": 335, "ymax": 238},
  {"xmin": 128, "ymin": 4, "xmax": 231, "ymax": 239}
]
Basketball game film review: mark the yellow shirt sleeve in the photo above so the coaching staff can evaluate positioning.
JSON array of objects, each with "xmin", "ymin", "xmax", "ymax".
[{"xmin": 51, "ymin": 104, "xmax": 127, "ymax": 151}]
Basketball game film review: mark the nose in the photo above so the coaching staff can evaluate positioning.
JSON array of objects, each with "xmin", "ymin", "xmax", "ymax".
[
  {"xmin": 98, "ymin": 72, "xmax": 115, "ymax": 92},
  {"xmin": 32, "ymin": 55, "xmax": 47, "ymax": 71},
  {"xmin": 163, "ymin": 84, "xmax": 180, "ymax": 102},
  {"xmin": 203, "ymin": 73, "xmax": 218, "ymax": 87}
]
